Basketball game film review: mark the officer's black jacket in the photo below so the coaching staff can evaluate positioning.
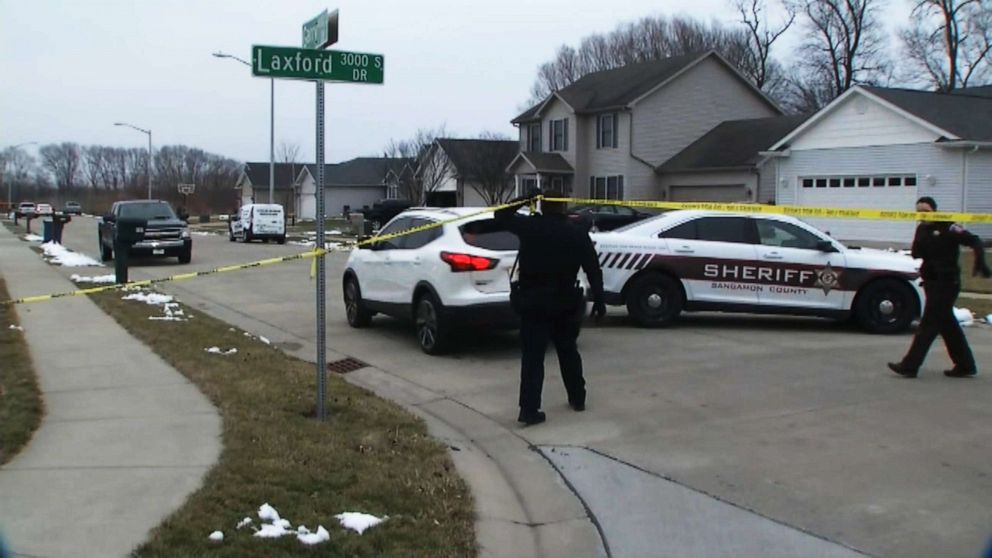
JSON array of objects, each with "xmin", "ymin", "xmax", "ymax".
[
  {"xmin": 494, "ymin": 201, "xmax": 604, "ymax": 304},
  {"xmin": 911, "ymin": 221, "xmax": 988, "ymax": 281}
]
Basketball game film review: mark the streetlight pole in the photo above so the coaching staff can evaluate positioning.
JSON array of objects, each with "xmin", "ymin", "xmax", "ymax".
[
  {"xmin": 213, "ymin": 51, "xmax": 275, "ymax": 203},
  {"xmin": 3, "ymin": 141, "xmax": 37, "ymax": 211},
  {"xmin": 114, "ymin": 122, "xmax": 153, "ymax": 199}
]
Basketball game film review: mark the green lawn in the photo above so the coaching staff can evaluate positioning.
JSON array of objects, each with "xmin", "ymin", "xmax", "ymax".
[{"xmin": 89, "ymin": 290, "xmax": 475, "ymax": 557}]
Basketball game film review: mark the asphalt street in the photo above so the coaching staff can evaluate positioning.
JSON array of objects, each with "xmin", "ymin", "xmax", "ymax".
[{"xmin": 50, "ymin": 216, "xmax": 992, "ymax": 557}]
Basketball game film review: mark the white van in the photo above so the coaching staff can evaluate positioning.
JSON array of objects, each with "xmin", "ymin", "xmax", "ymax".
[{"xmin": 229, "ymin": 203, "xmax": 286, "ymax": 244}]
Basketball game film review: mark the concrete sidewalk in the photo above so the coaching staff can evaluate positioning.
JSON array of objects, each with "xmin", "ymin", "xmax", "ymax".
[{"xmin": 0, "ymin": 227, "xmax": 221, "ymax": 558}]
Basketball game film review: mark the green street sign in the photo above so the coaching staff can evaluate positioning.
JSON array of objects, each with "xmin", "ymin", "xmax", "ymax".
[
  {"xmin": 302, "ymin": 9, "xmax": 338, "ymax": 50},
  {"xmin": 251, "ymin": 45, "xmax": 383, "ymax": 84}
]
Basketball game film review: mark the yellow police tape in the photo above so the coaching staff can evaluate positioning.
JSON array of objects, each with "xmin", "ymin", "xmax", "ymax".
[
  {"xmin": 543, "ymin": 197, "xmax": 992, "ymax": 224},
  {"xmin": 4, "ymin": 195, "xmax": 990, "ymax": 306}
]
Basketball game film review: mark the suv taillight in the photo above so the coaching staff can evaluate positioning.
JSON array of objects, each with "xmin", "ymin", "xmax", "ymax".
[{"xmin": 440, "ymin": 251, "xmax": 499, "ymax": 272}]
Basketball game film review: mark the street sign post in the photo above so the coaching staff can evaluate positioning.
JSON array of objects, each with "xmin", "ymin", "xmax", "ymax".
[
  {"xmin": 302, "ymin": 9, "xmax": 338, "ymax": 50},
  {"xmin": 252, "ymin": 45, "xmax": 383, "ymax": 84}
]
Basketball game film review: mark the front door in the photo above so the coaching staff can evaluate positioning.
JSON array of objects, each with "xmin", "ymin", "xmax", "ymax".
[{"xmin": 753, "ymin": 218, "xmax": 847, "ymax": 310}]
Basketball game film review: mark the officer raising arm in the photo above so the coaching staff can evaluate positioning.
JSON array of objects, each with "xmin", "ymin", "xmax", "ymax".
[
  {"xmin": 495, "ymin": 188, "xmax": 606, "ymax": 426},
  {"xmin": 888, "ymin": 196, "xmax": 991, "ymax": 378}
]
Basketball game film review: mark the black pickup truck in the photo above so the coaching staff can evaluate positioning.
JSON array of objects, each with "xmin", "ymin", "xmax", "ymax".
[
  {"xmin": 99, "ymin": 200, "xmax": 192, "ymax": 263},
  {"xmin": 361, "ymin": 199, "xmax": 413, "ymax": 229}
]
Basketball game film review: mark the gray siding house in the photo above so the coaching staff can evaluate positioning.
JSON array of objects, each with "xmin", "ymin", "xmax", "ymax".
[
  {"xmin": 420, "ymin": 138, "xmax": 519, "ymax": 207},
  {"xmin": 509, "ymin": 50, "xmax": 781, "ymax": 202},
  {"xmin": 760, "ymin": 85, "xmax": 992, "ymax": 242},
  {"xmin": 295, "ymin": 157, "xmax": 408, "ymax": 219}
]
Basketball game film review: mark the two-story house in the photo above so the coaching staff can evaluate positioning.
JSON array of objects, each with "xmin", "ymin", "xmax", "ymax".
[{"xmin": 508, "ymin": 50, "xmax": 782, "ymax": 202}]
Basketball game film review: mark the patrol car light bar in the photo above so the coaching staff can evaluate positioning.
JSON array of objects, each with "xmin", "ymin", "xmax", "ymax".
[{"xmin": 440, "ymin": 251, "xmax": 498, "ymax": 272}]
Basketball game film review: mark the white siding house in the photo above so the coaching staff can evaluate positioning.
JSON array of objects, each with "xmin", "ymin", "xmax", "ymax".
[{"xmin": 761, "ymin": 86, "xmax": 992, "ymax": 242}]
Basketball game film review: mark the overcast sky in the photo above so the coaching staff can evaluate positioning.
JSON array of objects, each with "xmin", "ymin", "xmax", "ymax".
[{"xmin": 1, "ymin": 0, "xmax": 911, "ymax": 165}]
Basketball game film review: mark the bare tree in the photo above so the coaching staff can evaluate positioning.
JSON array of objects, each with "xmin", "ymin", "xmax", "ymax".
[
  {"xmin": 1, "ymin": 146, "xmax": 37, "ymax": 205},
  {"xmin": 383, "ymin": 125, "xmax": 450, "ymax": 204},
  {"xmin": 784, "ymin": 0, "xmax": 890, "ymax": 111},
  {"xmin": 901, "ymin": 0, "xmax": 992, "ymax": 91},
  {"xmin": 736, "ymin": 0, "xmax": 796, "ymax": 96},
  {"xmin": 82, "ymin": 146, "xmax": 106, "ymax": 189},
  {"xmin": 462, "ymin": 132, "xmax": 519, "ymax": 206},
  {"xmin": 39, "ymin": 143, "xmax": 82, "ymax": 199},
  {"xmin": 528, "ymin": 15, "xmax": 758, "ymax": 104}
]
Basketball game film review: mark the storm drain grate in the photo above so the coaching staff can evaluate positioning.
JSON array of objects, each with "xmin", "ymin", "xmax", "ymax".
[{"xmin": 327, "ymin": 357, "xmax": 369, "ymax": 374}]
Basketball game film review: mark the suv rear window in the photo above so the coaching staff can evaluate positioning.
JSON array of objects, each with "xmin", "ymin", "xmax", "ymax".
[{"xmin": 459, "ymin": 219, "xmax": 519, "ymax": 251}]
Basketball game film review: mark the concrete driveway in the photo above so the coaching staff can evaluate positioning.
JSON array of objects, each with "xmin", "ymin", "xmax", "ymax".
[{"xmin": 51, "ymin": 216, "xmax": 992, "ymax": 557}]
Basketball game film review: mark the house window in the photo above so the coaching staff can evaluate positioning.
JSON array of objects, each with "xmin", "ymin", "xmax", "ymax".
[
  {"xmin": 550, "ymin": 119, "xmax": 568, "ymax": 151},
  {"xmin": 597, "ymin": 113, "xmax": 618, "ymax": 149},
  {"xmin": 799, "ymin": 175, "xmax": 919, "ymax": 190},
  {"xmin": 527, "ymin": 123, "xmax": 541, "ymax": 152},
  {"xmin": 590, "ymin": 175, "xmax": 624, "ymax": 200},
  {"xmin": 386, "ymin": 184, "xmax": 399, "ymax": 200}
]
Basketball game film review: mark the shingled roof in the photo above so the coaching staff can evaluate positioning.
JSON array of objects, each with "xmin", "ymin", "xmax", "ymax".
[
  {"xmin": 435, "ymin": 138, "xmax": 519, "ymax": 180},
  {"xmin": 242, "ymin": 162, "xmax": 305, "ymax": 190},
  {"xmin": 513, "ymin": 51, "xmax": 778, "ymax": 123},
  {"xmin": 862, "ymin": 86, "xmax": 992, "ymax": 142},
  {"xmin": 301, "ymin": 157, "xmax": 412, "ymax": 186},
  {"xmin": 658, "ymin": 115, "xmax": 809, "ymax": 173}
]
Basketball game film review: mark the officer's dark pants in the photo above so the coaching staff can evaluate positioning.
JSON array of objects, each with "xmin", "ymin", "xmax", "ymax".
[
  {"xmin": 518, "ymin": 309, "xmax": 584, "ymax": 413},
  {"xmin": 901, "ymin": 281, "xmax": 976, "ymax": 371}
]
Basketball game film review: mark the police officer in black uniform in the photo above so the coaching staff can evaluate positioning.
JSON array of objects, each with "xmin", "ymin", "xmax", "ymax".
[
  {"xmin": 495, "ymin": 189, "xmax": 606, "ymax": 425},
  {"xmin": 888, "ymin": 196, "xmax": 991, "ymax": 378}
]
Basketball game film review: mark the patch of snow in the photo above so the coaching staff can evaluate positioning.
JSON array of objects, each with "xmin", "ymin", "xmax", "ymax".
[
  {"xmin": 954, "ymin": 307, "xmax": 975, "ymax": 326},
  {"xmin": 208, "ymin": 531, "xmax": 224, "ymax": 542},
  {"xmin": 327, "ymin": 229, "xmax": 343, "ymax": 235},
  {"xmin": 123, "ymin": 292, "xmax": 174, "ymax": 305},
  {"xmin": 40, "ymin": 241, "xmax": 102, "ymax": 267},
  {"xmin": 258, "ymin": 335, "xmax": 271, "ymax": 345},
  {"xmin": 23, "ymin": 234, "xmax": 43, "ymax": 242},
  {"xmin": 205, "ymin": 347, "xmax": 238, "ymax": 355},
  {"xmin": 297, "ymin": 526, "xmax": 330, "ymax": 545},
  {"xmin": 70, "ymin": 273, "xmax": 116, "ymax": 284},
  {"xmin": 257, "ymin": 503, "xmax": 282, "ymax": 523},
  {"xmin": 191, "ymin": 231, "xmax": 214, "ymax": 236},
  {"xmin": 254, "ymin": 523, "xmax": 292, "ymax": 538},
  {"xmin": 335, "ymin": 512, "xmax": 387, "ymax": 535},
  {"xmin": 9, "ymin": 324, "xmax": 24, "ymax": 331},
  {"xmin": 244, "ymin": 332, "xmax": 254, "ymax": 338},
  {"xmin": 236, "ymin": 517, "xmax": 252, "ymax": 529}
]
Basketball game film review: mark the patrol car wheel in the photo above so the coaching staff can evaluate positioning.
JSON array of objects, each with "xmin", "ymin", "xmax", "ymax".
[
  {"xmin": 344, "ymin": 277, "xmax": 373, "ymax": 328},
  {"xmin": 415, "ymin": 292, "xmax": 449, "ymax": 355},
  {"xmin": 855, "ymin": 279, "xmax": 916, "ymax": 334},
  {"xmin": 625, "ymin": 273, "xmax": 683, "ymax": 328}
]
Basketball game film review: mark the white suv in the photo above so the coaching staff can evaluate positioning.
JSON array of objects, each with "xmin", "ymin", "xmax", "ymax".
[
  {"xmin": 594, "ymin": 210, "xmax": 924, "ymax": 333},
  {"xmin": 343, "ymin": 208, "xmax": 519, "ymax": 354}
]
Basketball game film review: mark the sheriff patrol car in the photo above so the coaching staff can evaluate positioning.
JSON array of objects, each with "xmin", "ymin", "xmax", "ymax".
[{"xmin": 593, "ymin": 210, "xmax": 924, "ymax": 333}]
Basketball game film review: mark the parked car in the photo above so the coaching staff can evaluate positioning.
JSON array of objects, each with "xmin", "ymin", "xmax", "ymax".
[
  {"xmin": 63, "ymin": 201, "xmax": 83, "ymax": 215},
  {"xmin": 361, "ymin": 199, "xmax": 413, "ymax": 230},
  {"xmin": 594, "ymin": 210, "xmax": 923, "ymax": 333},
  {"xmin": 343, "ymin": 207, "xmax": 519, "ymax": 354},
  {"xmin": 98, "ymin": 200, "xmax": 192, "ymax": 264},
  {"xmin": 568, "ymin": 203, "xmax": 655, "ymax": 231},
  {"xmin": 35, "ymin": 203, "xmax": 53, "ymax": 216},
  {"xmin": 229, "ymin": 203, "xmax": 286, "ymax": 244},
  {"xmin": 16, "ymin": 202, "xmax": 35, "ymax": 218}
]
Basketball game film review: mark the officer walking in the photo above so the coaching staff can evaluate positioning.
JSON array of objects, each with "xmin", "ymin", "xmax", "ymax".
[
  {"xmin": 888, "ymin": 196, "xmax": 991, "ymax": 378},
  {"xmin": 495, "ymin": 189, "xmax": 606, "ymax": 425}
]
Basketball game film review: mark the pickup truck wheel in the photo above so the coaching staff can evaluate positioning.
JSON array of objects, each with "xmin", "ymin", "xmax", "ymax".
[
  {"xmin": 99, "ymin": 235, "xmax": 112, "ymax": 261},
  {"xmin": 343, "ymin": 277, "xmax": 373, "ymax": 328},
  {"xmin": 625, "ymin": 273, "xmax": 683, "ymax": 328},
  {"xmin": 178, "ymin": 246, "xmax": 192, "ymax": 264},
  {"xmin": 856, "ymin": 279, "xmax": 916, "ymax": 334}
]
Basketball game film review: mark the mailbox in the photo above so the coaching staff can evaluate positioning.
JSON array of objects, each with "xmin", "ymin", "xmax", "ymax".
[{"xmin": 113, "ymin": 218, "xmax": 147, "ymax": 284}]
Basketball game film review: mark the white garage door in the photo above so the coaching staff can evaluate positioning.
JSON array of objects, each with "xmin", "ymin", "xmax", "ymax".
[
  {"xmin": 670, "ymin": 184, "xmax": 747, "ymax": 202},
  {"xmin": 796, "ymin": 176, "xmax": 917, "ymax": 243}
]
